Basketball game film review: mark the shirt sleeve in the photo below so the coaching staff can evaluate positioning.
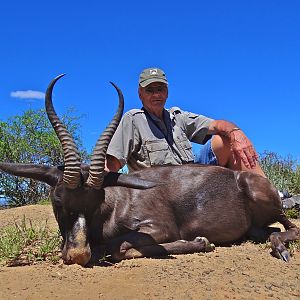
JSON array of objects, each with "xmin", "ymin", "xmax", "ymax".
[
  {"xmin": 180, "ymin": 110, "xmax": 214, "ymax": 144},
  {"xmin": 106, "ymin": 111, "xmax": 140, "ymax": 168}
]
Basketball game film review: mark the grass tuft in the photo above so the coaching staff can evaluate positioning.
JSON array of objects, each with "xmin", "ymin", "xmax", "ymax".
[
  {"xmin": 0, "ymin": 216, "xmax": 61, "ymax": 266},
  {"xmin": 36, "ymin": 198, "xmax": 51, "ymax": 205},
  {"xmin": 285, "ymin": 208, "xmax": 300, "ymax": 219}
]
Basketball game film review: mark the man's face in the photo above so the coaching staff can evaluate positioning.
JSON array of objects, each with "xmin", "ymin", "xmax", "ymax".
[{"xmin": 139, "ymin": 82, "xmax": 168, "ymax": 114}]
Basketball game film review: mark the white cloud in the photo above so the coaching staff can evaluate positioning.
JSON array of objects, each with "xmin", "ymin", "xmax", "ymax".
[{"xmin": 10, "ymin": 90, "xmax": 45, "ymax": 100}]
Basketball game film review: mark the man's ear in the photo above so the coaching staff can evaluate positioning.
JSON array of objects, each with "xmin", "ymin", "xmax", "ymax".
[{"xmin": 138, "ymin": 85, "xmax": 143, "ymax": 100}]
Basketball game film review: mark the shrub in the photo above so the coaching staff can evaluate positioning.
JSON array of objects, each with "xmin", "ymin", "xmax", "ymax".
[{"xmin": 260, "ymin": 151, "xmax": 300, "ymax": 195}]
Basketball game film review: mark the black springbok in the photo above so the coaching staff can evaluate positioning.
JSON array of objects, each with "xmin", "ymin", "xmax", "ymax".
[{"xmin": 0, "ymin": 75, "xmax": 299, "ymax": 266}]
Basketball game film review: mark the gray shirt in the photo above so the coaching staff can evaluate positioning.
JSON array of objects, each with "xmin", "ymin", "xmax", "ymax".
[{"xmin": 107, "ymin": 107, "xmax": 214, "ymax": 172}]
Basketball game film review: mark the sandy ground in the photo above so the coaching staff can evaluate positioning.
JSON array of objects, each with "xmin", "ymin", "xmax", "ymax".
[{"xmin": 0, "ymin": 205, "xmax": 299, "ymax": 300}]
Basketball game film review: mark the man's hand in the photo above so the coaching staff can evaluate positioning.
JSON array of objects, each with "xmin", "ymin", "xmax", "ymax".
[
  {"xmin": 228, "ymin": 129, "xmax": 258, "ymax": 169},
  {"xmin": 208, "ymin": 120, "xmax": 259, "ymax": 170}
]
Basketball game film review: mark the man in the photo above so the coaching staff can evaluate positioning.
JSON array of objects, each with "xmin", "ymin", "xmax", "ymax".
[{"xmin": 106, "ymin": 67, "xmax": 265, "ymax": 177}]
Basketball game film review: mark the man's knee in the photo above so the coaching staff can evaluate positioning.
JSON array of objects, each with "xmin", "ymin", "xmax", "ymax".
[
  {"xmin": 211, "ymin": 135, "xmax": 266, "ymax": 176},
  {"xmin": 211, "ymin": 135, "xmax": 231, "ymax": 167}
]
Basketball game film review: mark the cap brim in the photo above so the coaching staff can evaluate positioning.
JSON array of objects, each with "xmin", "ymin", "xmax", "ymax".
[{"xmin": 139, "ymin": 78, "xmax": 168, "ymax": 87}]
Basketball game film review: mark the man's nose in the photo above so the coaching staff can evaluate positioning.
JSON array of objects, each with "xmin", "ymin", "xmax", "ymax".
[{"xmin": 153, "ymin": 90, "xmax": 161, "ymax": 96}]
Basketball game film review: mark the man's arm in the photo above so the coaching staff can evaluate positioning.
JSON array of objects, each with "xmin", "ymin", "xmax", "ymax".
[
  {"xmin": 207, "ymin": 120, "xmax": 259, "ymax": 169},
  {"xmin": 105, "ymin": 111, "xmax": 139, "ymax": 173},
  {"xmin": 105, "ymin": 154, "xmax": 122, "ymax": 172}
]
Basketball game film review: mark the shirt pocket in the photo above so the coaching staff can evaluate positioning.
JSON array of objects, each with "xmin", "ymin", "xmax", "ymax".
[
  {"xmin": 175, "ymin": 135, "xmax": 194, "ymax": 162},
  {"xmin": 144, "ymin": 140, "xmax": 175, "ymax": 166}
]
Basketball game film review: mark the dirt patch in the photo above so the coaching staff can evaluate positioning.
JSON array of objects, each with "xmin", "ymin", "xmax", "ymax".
[
  {"xmin": 0, "ymin": 205, "xmax": 299, "ymax": 300},
  {"xmin": 0, "ymin": 205, "xmax": 57, "ymax": 229}
]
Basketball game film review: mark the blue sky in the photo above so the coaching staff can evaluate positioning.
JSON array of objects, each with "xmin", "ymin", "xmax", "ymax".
[{"xmin": 1, "ymin": 1, "xmax": 300, "ymax": 161}]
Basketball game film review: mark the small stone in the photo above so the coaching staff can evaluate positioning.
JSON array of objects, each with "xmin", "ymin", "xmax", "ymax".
[{"xmin": 265, "ymin": 283, "xmax": 272, "ymax": 290}]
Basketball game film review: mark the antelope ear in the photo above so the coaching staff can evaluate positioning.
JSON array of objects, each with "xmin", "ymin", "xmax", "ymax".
[{"xmin": 0, "ymin": 163, "xmax": 62, "ymax": 187}]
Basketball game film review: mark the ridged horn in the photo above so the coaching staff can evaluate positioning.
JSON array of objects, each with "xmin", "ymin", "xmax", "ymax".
[
  {"xmin": 86, "ymin": 82, "xmax": 124, "ymax": 189},
  {"xmin": 45, "ymin": 74, "xmax": 81, "ymax": 189}
]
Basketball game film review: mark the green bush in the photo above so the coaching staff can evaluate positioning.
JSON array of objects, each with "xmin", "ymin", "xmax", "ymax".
[
  {"xmin": 260, "ymin": 151, "xmax": 300, "ymax": 195},
  {"xmin": 0, "ymin": 108, "xmax": 88, "ymax": 207}
]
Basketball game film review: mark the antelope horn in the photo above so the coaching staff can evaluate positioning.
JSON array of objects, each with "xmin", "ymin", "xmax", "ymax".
[
  {"xmin": 45, "ymin": 74, "xmax": 81, "ymax": 189},
  {"xmin": 86, "ymin": 82, "xmax": 124, "ymax": 189}
]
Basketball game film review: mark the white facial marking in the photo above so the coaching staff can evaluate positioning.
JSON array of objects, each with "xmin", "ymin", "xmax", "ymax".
[{"xmin": 76, "ymin": 215, "xmax": 86, "ymax": 228}]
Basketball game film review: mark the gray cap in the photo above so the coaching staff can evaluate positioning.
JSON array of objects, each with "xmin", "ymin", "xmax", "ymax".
[{"xmin": 138, "ymin": 67, "xmax": 168, "ymax": 87}]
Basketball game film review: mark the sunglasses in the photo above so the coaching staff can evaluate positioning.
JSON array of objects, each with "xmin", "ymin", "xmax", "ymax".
[{"xmin": 144, "ymin": 86, "xmax": 167, "ymax": 94}]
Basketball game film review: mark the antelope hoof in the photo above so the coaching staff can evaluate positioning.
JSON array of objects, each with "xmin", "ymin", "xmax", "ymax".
[
  {"xmin": 278, "ymin": 249, "xmax": 290, "ymax": 262},
  {"xmin": 271, "ymin": 249, "xmax": 290, "ymax": 262},
  {"xmin": 194, "ymin": 236, "xmax": 215, "ymax": 252}
]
